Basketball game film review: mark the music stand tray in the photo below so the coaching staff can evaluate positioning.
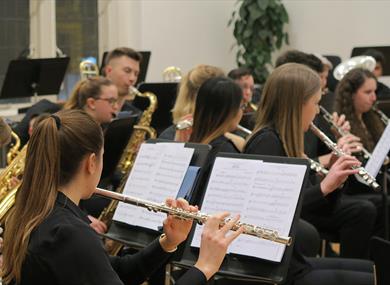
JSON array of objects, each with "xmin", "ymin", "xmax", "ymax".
[{"xmin": 0, "ymin": 57, "xmax": 70, "ymax": 99}]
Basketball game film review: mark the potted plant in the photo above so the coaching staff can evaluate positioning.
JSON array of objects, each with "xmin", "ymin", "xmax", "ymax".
[{"xmin": 229, "ymin": 0, "xmax": 289, "ymax": 83}]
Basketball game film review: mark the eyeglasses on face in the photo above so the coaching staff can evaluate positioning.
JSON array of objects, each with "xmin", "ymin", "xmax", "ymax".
[{"xmin": 96, "ymin": 97, "xmax": 118, "ymax": 106}]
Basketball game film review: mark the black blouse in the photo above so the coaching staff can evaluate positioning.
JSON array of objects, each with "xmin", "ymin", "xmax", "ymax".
[{"xmin": 19, "ymin": 192, "xmax": 206, "ymax": 285}]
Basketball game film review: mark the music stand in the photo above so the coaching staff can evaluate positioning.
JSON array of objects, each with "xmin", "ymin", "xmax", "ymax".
[
  {"xmin": 174, "ymin": 153, "xmax": 309, "ymax": 284},
  {"xmin": 0, "ymin": 57, "xmax": 70, "ymax": 100},
  {"xmin": 136, "ymin": 82, "xmax": 178, "ymax": 135},
  {"xmin": 102, "ymin": 139, "xmax": 211, "ymax": 249}
]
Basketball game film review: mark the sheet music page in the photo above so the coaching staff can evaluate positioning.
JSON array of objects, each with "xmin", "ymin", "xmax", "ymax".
[
  {"xmin": 113, "ymin": 143, "xmax": 194, "ymax": 230},
  {"xmin": 365, "ymin": 123, "xmax": 390, "ymax": 177},
  {"xmin": 191, "ymin": 157, "xmax": 306, "ymax": 262}
]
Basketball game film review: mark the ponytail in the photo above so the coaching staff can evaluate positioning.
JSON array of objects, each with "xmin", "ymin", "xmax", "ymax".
[{"xmin": 2, "ymin": 110, "xmax": 103, "ymax": 284}]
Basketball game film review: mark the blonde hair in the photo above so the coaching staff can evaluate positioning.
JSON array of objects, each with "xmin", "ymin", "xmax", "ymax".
[
  {"xmin": 252, "ymin": 63, "xmax": 320, "ymax": 157},
  {"xmin": 172, "ymin": 64, "xmax": 224, "ymax": 123}
]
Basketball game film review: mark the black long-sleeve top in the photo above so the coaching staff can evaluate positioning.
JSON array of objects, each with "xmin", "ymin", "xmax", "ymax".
[{"xmin": 19, "ymin": 192, "xmax": 206, "ymax": 285}]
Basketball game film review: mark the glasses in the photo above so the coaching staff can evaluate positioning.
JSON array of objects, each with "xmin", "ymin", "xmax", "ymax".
[{"xmin": 96, "ymin": 97, "xmax": 118, "ymax": 106}]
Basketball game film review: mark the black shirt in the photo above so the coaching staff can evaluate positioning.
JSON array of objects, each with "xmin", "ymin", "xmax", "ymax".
[{"xmin": 20, "ymin": 192, "xmax": 206, "ymax": 285}]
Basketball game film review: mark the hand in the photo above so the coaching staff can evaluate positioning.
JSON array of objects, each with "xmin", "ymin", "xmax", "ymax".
[
  {"xmin": 336, "ymin": 134, "xmax": 363, "ymax": 156},
  {"xmin": 320, "ymin": 155, "xmax": 361, "ymax": 195},
  {"xmin": 160, "ymin": 198, "xmax": 198, "ymax": 252},
  {"xmin": 194, "ymin": 212, "xmax": 243, "ymax": 280},
  {"xmin": 88, "ymin": 215, "xmax": 108, "ymax": 234},
  {"xmin": 332, "ymin": 112, "xmax": 351, "ymax": 134}
]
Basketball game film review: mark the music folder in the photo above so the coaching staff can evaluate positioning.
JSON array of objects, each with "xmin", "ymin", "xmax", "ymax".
[
  {"xmin": 0, "ymin": 57, "xmax": 70, "ymax": 99},
  {"xmin": 103, "ymin": 139, "xmax": 211, "ymax": 249},
  {"xmin": 173, "ymin": 153, "xmax": 309, "ymax": 284}
]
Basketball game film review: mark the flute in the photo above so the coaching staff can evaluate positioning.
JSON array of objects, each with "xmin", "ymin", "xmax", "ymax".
[
  {"xmin": 310, "ymin": 123, "xmax": 380, "ymax": 191},
  {"xmin": 95, "ymin": 188, "xmax": 292, "ymax": 246},
  {"xmin": 319, "ymin": 106, "xmax": 372, "ymax": 160}
]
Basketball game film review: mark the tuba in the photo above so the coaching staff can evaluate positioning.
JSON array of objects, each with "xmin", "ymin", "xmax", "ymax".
[
  {"xmin": 99, "ymin": 86, "xmax": 157, "ymax": 226},
  {"xmin": 333, "ymin": 56, "xmax": 376, "ymax": 81}
]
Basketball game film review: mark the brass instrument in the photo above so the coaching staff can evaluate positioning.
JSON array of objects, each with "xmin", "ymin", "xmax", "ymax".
[
  {"xmin": 333, "ymin": 56, "xmax": 376, "ymax": 80},
  {"xmin": 79, "ymin": 60, "xmax": 99, "ymax": 79},
  {"xmin": 372, "ymin": 104, "xmax": 389, "ymax": 125},
  {"xmin": 319, "ymin": 106, "xmax": 372, "ymax": 160},
  {"xmin": 6, "ymin": 131, "xmax": 21, "ymax": 165},
  {"xmin": 310, "ymin": 122, "xmax": 380, "ymax": 191},
  {"xmin": 99, "ymin": 86, "xmax": 157, "ymax": 227},
  {"xmin": 162, "ymin": 66, "xmax": 182, "ymax": 82},
  {"xmin": 0, "ymin": 144, "xmax": 27, "ymax": 223},
  {"xmin": 95, "ymin": 187, "xmax": 292, "ymax": 246}
]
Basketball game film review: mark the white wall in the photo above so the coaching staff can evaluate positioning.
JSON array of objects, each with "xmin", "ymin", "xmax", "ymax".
[
  {"xmin": 137, "ymin": 0, "xmax": 237, "ymax": 81},
  {"xmin": 101, "ymin": 0, "xmax": 390, "ymax": 82}
]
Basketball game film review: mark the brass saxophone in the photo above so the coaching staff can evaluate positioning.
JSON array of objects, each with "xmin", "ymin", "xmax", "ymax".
[
  {"xmin": 99, "ymin": 87, "xmax": 157, "ymax": 226},
  {"xmin": 0, "ymin": 144, "xmax": 27, "ymax": 223},
  {"xmin": 6, "ymin": 131, "xmax": 21, "ymax": 165}
]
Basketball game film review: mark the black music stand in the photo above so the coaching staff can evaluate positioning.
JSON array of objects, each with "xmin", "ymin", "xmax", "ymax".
[
  {"xmin": 135, "ymin": 82, "xmax": 178, "ymax": 135},
  {"xmin": 174, "ymin": 153, "xmax": 309, "ymax": 284},
  {"xmin": 0, "ymin": 57, "xmax": 70, "ymax": 100},
  {"xmin": 102, "ymin": 140, "xmax": 211, "ymax": 249}
]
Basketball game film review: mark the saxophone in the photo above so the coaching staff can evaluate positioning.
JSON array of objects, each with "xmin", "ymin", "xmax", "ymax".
[
  {"xmin": 99, "ymin": 87, "xmax": 157, "ymax": 225},
  {"xmin": 6, "ymin": 131, "xmax": 21, "ymax": 165},
  {"xmin": 0, "ymin": 144, "xmax": 27, "ymax": 223}
]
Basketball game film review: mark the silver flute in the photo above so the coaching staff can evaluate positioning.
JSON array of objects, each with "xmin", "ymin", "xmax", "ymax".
[
  {"xmin": 310, "ymin": 123, "xmax": 380, "ymax": 191},
  {"xmin": 319, "ymin": 106, "xmax": 371, "ymax": 160},
  {"xmin": 372, "ymin": 104, "xmax": 389, "ymax": 125},
  {"xmin": 95, "ymin": 187, "xmax": 292, "ymax": 245},
  {"xmin": 308, "ymin": 158, "xmax": 329, "ymax": 176}
]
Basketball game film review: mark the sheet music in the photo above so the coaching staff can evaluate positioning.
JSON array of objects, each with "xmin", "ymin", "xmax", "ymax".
[
  {"xmin": 113, "ymin": 143, "xmax": 194, "ymax": 230},
  {"xmin": 365, "ymin": 123, "xmax": 390, "ymax": 177},
  {"xmin": 191, "ymin": 157, "xmax": 306, "ymax": 262}
]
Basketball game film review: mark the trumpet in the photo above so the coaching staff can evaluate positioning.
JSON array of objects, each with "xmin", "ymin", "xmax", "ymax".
[
  {"xmin": 319, "ymin": 106, "xmax": 371, "ymax": 160},
  {"xmin": 310, "ymin": 123, "xmax": 380, "ymax": 191},
  {"xmin": 372, "ymin": 104, "xmax": 389, "ymax": 125},
  {"xmin": 94, "ymin": 187, "xmax": 292, "ymax": 246}
]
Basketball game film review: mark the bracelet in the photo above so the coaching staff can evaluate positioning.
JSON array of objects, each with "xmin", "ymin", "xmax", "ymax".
[{"xmin": 159, "ymin": 233, "xmax": 178, "ymax": 253}]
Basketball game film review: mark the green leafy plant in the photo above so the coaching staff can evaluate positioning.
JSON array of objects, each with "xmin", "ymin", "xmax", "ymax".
[{"xmin": 229, "ymin": 0, "xmax": 289, "ymax": 83}]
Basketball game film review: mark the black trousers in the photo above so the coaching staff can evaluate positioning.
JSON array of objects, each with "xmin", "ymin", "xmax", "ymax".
[
  {"xmin": 303, "ymin": 196, "xmax": 377, "ymax": 258},
  {"xmin": 294, "ymin": 258, "xmax": 374, "ymax": 285}
]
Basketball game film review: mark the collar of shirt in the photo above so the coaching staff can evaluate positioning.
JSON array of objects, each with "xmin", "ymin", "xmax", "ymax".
[{"xmin": 56, "ymin": 192, "xmax": 92, "ymax": 224}]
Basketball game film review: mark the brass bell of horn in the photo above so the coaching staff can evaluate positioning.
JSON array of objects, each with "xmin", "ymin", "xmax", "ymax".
[{"xmin": 333, "ymin": 55, "xmax": 376, "ymax": 80}]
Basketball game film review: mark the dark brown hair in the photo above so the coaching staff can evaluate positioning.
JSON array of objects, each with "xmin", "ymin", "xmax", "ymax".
[
  {"xmin": 190, "ymin": 77, "xmax": 242, "ymax": 144},
  {"xmin": 2, "ymin": 109, "xmax": 103, "ymax": 284},
  {"xmin": 334, "ymin": 68, "xmax": 384, "ymax": 151},
  {"xmin": 105, "ymin": 47, "xmax": 142, "ymax": 65}
]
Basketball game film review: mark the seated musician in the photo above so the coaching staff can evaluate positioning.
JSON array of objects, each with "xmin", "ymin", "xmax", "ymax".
[
  {"xmin": 227, "ymin": 67, "xmax": 256, "ymax": 113},
  {"xmin": 103, "ymin": 47, "xmax": 143, "ymax": 115},
  {"xmin": 189, "ymin": 76, "xmax": 243, "ymax": 155},
  {"xmin": 362, "ymin": 49, "xmax": 390, "ymax": 100},
  {"xmin": 1, "ymin": 109, "xmax": 243, "ymax": 285},
  {"xmin": 159, "ymin": 64, "xmax": 224, "ymax": 142},
  {"xmin": 64, "ymin": 76, "xmax": 119, "ymax": 126},
  {"xmin": 244, "ymin": 63, "xmax": 375, "ymax": 284},
  {"xmin": 275, "ymin": 50, "xmax": 363, "ymax": 169}
]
